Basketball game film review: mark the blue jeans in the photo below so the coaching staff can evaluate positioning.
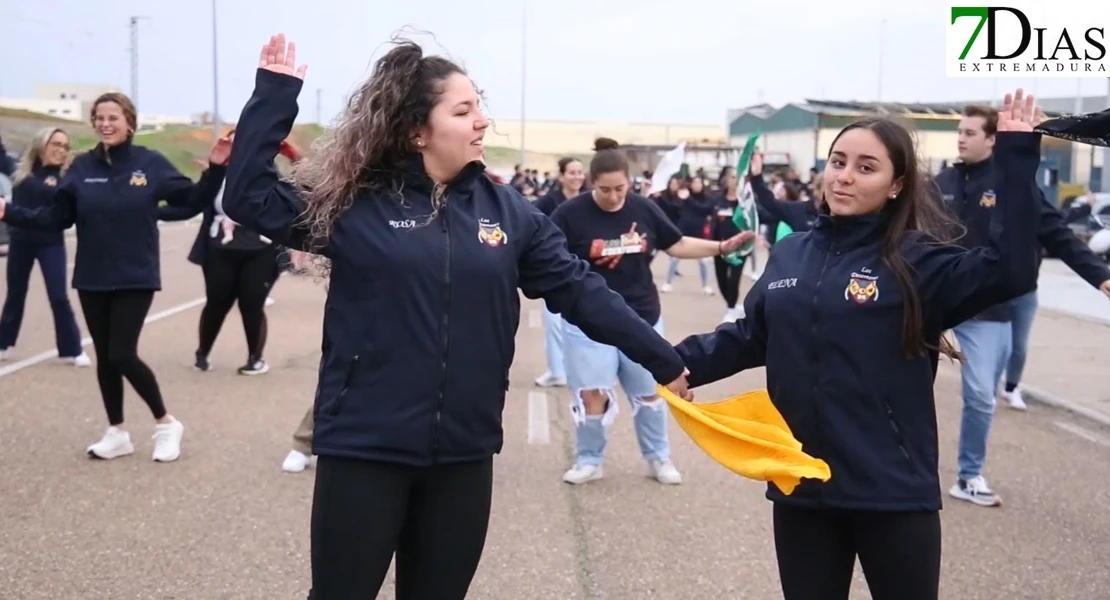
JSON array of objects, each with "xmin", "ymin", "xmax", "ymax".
[
  {"xmin": 665, "ymin": 257, "xmax": 709, "ymax": 286},
  {"xmin": 542, "ymin": 303, "xmax": 565, "ymax": 379},
  {"xmin": 564, "ymin": 318, "xmax": 670, "ymax": 466},
  {"xmin": 0, "ymin": 240, "xmax": 83, "ymax": 357},
  {"xmin": 953, "ymin": 320, "xmax": 1012, "ymax": 481},
  {"xmin": 1004, "ymin": 291, "xmax": 1038, "ymax": 386}
]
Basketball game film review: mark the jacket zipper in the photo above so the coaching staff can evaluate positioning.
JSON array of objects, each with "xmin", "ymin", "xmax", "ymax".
[
  {"xmin": 882, "ymin": 400, "xmax": 912, "ymax": 462},
  {"xmin": 328, "ymin": 354, "xmax": 359, "ymax": 415},
  {"xmin": 430, "ymin": 192, "xmax": 451, "ymax": 462},
  {"xmin": 807, "ymin": 245, "xmax": 832, "ymax": 498}
]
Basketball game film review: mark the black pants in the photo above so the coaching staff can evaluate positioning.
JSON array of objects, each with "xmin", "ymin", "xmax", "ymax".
[
  {"xmin": 77, "ymin": 290, "xmax": 167, "ymax": 425},
  {"xmin": 198, "ymin": 246, "xmax": 277, "ymax": 358},
  {"xmin": 308, "ymin": 455, "xmax": 494, "ymax": 600},
  {"xmin": 773, "ymin": 503, "xmax": 941, "ymax": 600},
  {"xmin": 713, "ymin": 255, "xmax": 744, "ymax": 308}
]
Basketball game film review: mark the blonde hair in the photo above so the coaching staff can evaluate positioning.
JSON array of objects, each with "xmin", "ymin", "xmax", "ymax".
[{"xmin": 13, "ymin": 127, "xmax": 70, "ymax": 185}]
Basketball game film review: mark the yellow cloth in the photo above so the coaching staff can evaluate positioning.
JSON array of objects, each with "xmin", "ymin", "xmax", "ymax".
[{"xmin": 657, "ymin": 385, "xmax": 832, "ymax": 495}]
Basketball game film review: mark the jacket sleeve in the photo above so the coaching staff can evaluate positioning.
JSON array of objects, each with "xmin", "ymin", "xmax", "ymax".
[
  {"xmin": 673, "ymin": 282, "xmax": 768, "ymax": 388},
  {"xmin": 910, "ymin": 132, "xmax": 1042, "ymax": 330},
  {"xmin": 1035, "ymin": 193, "xmax": 1110, "ymax": 288},
  {"xmin": 222, "ymin": 69, "xmax": 317, "ymax": 255},
  {"xmin": 750, "ymin": 175, "xmax": 810, "ymax": 232},
  {"xmin": 158, "ymin": 164, "xmax": 225, "ymax": 222},
  {"xmin": 1, "ymin": 175, "xmax": 77, "ymax": 231},
  {"xmin": 515, "ymin": 199, "xmax": 686, "ymax": 385}
]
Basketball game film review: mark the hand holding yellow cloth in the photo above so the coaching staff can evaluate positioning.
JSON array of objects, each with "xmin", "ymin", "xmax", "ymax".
[{"xmin": 657, "ymin": 385, "xmax": 832, "ymax": 495}]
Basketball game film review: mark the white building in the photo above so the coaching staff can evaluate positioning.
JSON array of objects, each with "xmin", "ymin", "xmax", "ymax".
[{"xmin": 1, "ymin": 82, "xmax": 122, "ymax": 122}]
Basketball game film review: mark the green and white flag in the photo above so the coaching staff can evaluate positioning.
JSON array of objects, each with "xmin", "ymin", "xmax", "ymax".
[{"xmin": 723, "ymin": 131, "xmax": 761, "ymax": 266}]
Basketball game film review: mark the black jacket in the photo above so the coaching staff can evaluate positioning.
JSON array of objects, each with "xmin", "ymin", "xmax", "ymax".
[
  {"xmin": 750, "ymin": 175, "xmax": 818, "ymax": 235},
  {"xmin": 935, "ymin": 156, "xmax": 1109, "ymax": 321},
  {"xmin": 8, "ymin": 164, "xmax": 66, "ymax": 245},
  {"xmin": 1, "ymin": 140, "xmax": 207, "ymax": 291},
  {"xmin": 222, "ymin": 68, "xmax": 686, "ymax": 466},
  {"xmin": 674, "ymin": 132, "xmax": 1043, "ymax": 511}
]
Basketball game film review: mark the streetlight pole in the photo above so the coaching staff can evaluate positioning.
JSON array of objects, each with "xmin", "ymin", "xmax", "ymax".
[
  {"xmin": 519, "ymin": 0, "xmax": 527, "ymax": 167},
  {"xmin": 211, "ymin": 0, "xmax": 220, "ymax": 144},
  {"xmin": 877, "ymin": 18, "xmax": 886, "ymax": 102}
]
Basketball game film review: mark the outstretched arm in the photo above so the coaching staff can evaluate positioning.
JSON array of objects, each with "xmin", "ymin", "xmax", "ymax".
[{"xmin": 222, "ymin": 34, "xmax": 318, "ymax": 254}]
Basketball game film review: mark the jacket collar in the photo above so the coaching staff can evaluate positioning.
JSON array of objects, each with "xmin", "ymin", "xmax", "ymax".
[
  {"xmin": 93, "ymin": 137, "xmax": 134, "ymax": 165},
  {"xmin": 811, "ymin": 202, "xmax": 893, "ymax": 250},
  {"xmin": 398, "ymin": 153, "xmax": 486, "ymax": 197}
]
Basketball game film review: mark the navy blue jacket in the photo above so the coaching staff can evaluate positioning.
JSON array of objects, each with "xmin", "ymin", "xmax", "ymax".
[
  {"xmin": 935, "ymin": 156, "xmax": 1110, "ymax": 321},
  {"xmin": 222, "ymin": 68, "xmax": 686, "ymax": 466},
  {"xmin": 9, "ymin": 165, "xmax": 66, "ymax": 245},
  {"xmin": 674, "ymin": 133, "xmax": 1043, "ymax": 511},
  {"xmin": 533, "ymin": 186, "xmax": 570, "ymax": 217},
  {"xmin": 675, "ymin": 192, "xmax": 716, "ymax": 238},
  {"xmin": 1, "ymin": 140, "xmax": 206, "ymax": 291}
]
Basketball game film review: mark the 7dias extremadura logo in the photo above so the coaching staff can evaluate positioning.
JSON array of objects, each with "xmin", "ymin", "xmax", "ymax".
[{"xmin": 946, "ymin": 1, "xmax": 1109, "ymax": 77}]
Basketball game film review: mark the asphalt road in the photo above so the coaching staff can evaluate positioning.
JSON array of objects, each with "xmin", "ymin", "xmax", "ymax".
[{"xmin": 1, "ymin": 223, "xmax": 1109, "ymax": 599}]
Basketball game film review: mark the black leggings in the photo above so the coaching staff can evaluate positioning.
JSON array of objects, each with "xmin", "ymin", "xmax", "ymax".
[
  {"xmin": 773, "ymin": 503, "xmax": 941, "ymax": 600},
  {"xmin": 309, "ymin": 455, "xmax": 494, "ymax": 600},
  {"xmin": 198, "ymin": 246, "xmax": 278, "ymax": 358},
  {"xmin": 713, "ymin": 256, "xmax": 744, "ymax": 308},
  {"xmin": 77, "ymin": 290, "xmax": 167, "ymax": 425}
]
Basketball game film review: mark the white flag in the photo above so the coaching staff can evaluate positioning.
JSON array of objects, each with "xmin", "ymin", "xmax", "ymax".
[{"xmin": 649, "ymin": 142, "xmax": 687, "ymax": 194}]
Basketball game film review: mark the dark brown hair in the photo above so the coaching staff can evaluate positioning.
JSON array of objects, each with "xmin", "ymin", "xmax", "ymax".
[
  {"xmin": 962, "ymin": 105, "xmax": 999, "ymax": 136},
  {"xmin": 90, "ymin": 92, "xmax": 138, "ymax": 135},
  {"xmin": 293, "ymin": 36, "xmax": 468, "ymax": 261},
  {"xmin": 824, "ymin": 118, "xmax": 963, "ymax": 361},
  {"xmin": 589, "ymin": 137, "xmax": 628, "ymax": 180},
  {"xmin": 557, "ymin": 156, "xmax": 581, "ymax": 175}
]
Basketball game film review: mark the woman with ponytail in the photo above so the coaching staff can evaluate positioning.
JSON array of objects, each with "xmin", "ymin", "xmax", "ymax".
[{"xmin": 549, "ymin": 137, "xmax": 754, "ymax": 487}]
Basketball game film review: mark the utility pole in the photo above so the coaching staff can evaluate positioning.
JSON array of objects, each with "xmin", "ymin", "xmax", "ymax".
[
  {"xmin": 129, "ymin": 16, "xmax": 150, "ymax": 108},
  {"xmin": 877, "ymin": 18, "xmax": 887, "ymax": 102},
  {"xmin": 519, "ymin": 0, "xmax": 527, "ymax": 167},
  {"xmin": 211, "ymin": 0, "xmax": 220, "ymax": 144}
]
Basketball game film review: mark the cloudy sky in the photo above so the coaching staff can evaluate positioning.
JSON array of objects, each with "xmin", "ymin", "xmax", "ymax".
[{"xmin": 3, "ymin": 0, "xmax": 1107, "ymax": 127}]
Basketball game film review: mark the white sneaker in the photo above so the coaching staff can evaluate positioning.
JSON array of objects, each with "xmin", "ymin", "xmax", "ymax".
[
  {"xmin": 265, "ymin": 296, "xmax": 276, "ymax": 307},
  {"xmin": 534, "ymin": 372, "xmax": 567, "ymax": 387},
  {"xmin": 1002, "ymin": 389, "xmax": 1028, "ymax": 411},
  {"xmin": 282, "ymin": 449, "xmax": 310, "ymax": 473},
  {"xmin": 649, "ymin": 459, "xmax": 683, "ymax": 485},
  {"xmin": 87, "ymin": 426, "xmax": 135, "ymax": 460},
  {"xmin": 562, "ymin": 463, "xmax": 603, "ymax": 484},
  {"xmin": 703, "ymin": 286, "xmax": 715, "ymax": 295},
  {"xmin": 747, "ymin": 269, "xmax": 764, "ymax": 281},
  {"xmin": 949, "ymin": 475, "xmax": 1002, "ymax": 507},
  {"xmin": 0, "ymin": 347, "xmax": 9, "ymax": 361},
  {"xmin": 152, "ymin": 418, "xmax": 184, "ymax": 462},
  {"xmin": 660, "ymin": 283, "xmax": 674, "ymax": 293},
  {"xmin": 71, "ymin": 352, "xmax": 91, "ymax": 367}
]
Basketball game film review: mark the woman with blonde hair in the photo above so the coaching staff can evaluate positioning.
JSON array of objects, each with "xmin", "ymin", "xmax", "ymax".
[{"xmin": 0, "ymin": 127, "xmax": 89, "ymax": 367}]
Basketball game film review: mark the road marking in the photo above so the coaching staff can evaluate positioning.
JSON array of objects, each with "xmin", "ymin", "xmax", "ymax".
[
  {"xmin": 528, "ymin": 308, "xmax": 542, "ymax": 329},
  {"xmin": 1053, "ymin": 421, "xmax": 1110, "ymax": 448},
  {"xmin": 0, "ymin": 296, "xmax": 206, "ymax": 378},
  {"xmin": 527, "ymin": 391, "xmax": 551, "ymax": 444}
]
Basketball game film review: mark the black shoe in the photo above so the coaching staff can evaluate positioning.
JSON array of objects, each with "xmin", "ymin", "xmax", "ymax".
[
  {"xmin": 194, "ymin": 351, "xmax": 211, "ymax": 372},
  {"xmin": 238, "ymin": 357, "xmax": 269, "ymax": 376}
]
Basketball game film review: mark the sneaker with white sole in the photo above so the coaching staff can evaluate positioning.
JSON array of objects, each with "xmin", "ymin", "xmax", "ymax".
[
  {"xmin": 660, "ymin": 283, "xmax": 674, "ymax": 293},
  {"xmin": 534, "ymin": 371, "xmax": 567, "ymax": 387},
  {"xmin": 649, "ymin": 459, "xmax": 683, "ymax": 485},
  {"xmin": 238, "ymin": 357, "xmax": 270, "ymax": 376},
  {"xmin": 703, "ymin": 286, "xmax": 715, "ymax": 295},
  {"xmin": 949, "ymin": 475, "xmax": 1001, "ymax": 507},
  {"xmin": 1002, "ymin": 388, "xmax": 1028, "ymax": 411},
  {"xmin": 69, "ymin": 352, "xmax": 91, "ymax": 367},
  {"xmin": 0, "ymin": 347, "xmax": 9, "ymax": 361},
  {"xmin": 87, "ymin": 426, "xmax": 135, "ymax": 460},
  {"xmin": 152, "ymin": 418, "xmax": 184, "ymax": 462},
  {"xmin": 562, "ymin": 463, "xmax": 604, "ymax": 484},
  {"xmin": 282, "ymin": 449, "xmax": 310, "ymax": 473}
]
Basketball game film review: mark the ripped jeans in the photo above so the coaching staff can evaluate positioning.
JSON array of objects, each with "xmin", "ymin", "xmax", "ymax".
[{"xmin": 563, "ymin": 318, "xmax": 670, "ymax": 466}]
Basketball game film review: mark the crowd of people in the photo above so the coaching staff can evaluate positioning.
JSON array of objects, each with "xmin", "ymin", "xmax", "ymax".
[{"xmin": 1, "ymin": 29, "xmax": 1109, "ymax": 600}]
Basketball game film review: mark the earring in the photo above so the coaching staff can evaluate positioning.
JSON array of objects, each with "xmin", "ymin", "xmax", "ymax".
[{"xmin": 415, "ymin": 139, "xmax": 425, "ymax": 148}]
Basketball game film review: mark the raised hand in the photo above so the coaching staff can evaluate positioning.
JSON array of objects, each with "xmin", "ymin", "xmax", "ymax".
[
  {"xmin": 259, "ymin": 33, "xmax": 308, "ymax": 80},
  {"xmin": 749, "ymin": 152, "xmax": 764, "ymax": 176},
  {"xmin": 208, "ymin": 137, "xmax": 232, "ymax": 166},
  {"xmin": 998, "ymin": 88, "xmax": 1043, "ymax": 132}
]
